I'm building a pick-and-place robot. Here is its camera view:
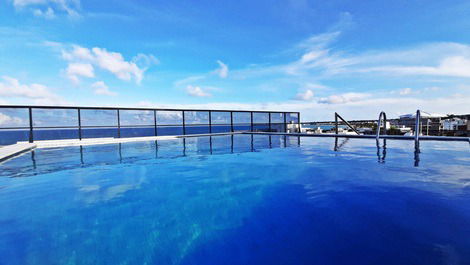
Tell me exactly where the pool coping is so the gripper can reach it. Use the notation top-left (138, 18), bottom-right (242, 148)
top-left (0, 132), bottom-right (244, 162)
top-left (0, 143), bottom-right (37, 163)
top-left (243, 132), bottom-right (470, 142)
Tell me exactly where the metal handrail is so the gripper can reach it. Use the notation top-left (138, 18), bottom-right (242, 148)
top-left (415, 109), bottom-right (421, 142)
top-left (376, 111), bottom-right (387, 140)
top-left (335, 112), bottom-right (360, 135)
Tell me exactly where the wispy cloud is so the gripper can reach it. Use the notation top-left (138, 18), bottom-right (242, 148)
top-left (214, 60), bottom-right (229, 78)
top-left (92, 81), bottom-right (117, 96)
top-left (294, 89), bottom-right (314, 101)
top-left (0, 76), bottom-right (66, 105)
top-left (12, 0), bottom-right (81, 18)
top-left (318, 92), bottom-right (370, 104)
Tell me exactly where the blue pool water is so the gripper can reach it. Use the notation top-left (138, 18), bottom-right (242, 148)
top-left (0, 135), bottom-right (469, 265)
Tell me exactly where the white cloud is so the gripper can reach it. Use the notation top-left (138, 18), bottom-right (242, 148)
top-left (186, 85), bottom-right (211, 97)
top-left (61, 45), bottom-right (156, 84)
top-left (318, 92), bottom-right (370, 104)
top-left (66, 63), bottom-right (94, 83)
top-left (132, 53), bottom-right (159, 69)
top-left (33, 7), bottom-right (55, 19)
top-left (399, 88), bottom-right (412, 95)
top-left (92, 47), bottom-right (144, 83)
top-left (61, 45), bottom-right (94, 61)
top-left (360, 56), bottom-right (470, 78)
top-left (0, 76), bottom-right (66, 105)
top-left (0, 112), bottom-right (24, 126)
top-left (294, 89), bottom-right (314, 101)
top-left (214, 60), bottom-right (229, 78)
top-left (12, 0), bottom-right (80, 18)
top-left (130, 91), bottom-right (470, 122)
top-left (92, 81), bottom-right (117, 96)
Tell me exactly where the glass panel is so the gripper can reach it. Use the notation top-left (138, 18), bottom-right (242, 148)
top-left (271, 124), bottom-right (286, 133)
top-left (156, 111), bottom-right (183, 125)
top-left (33, 128), bottom-right (79, 141)
top-left (253, 112), bottom-right (269, 123)
top-left (184, 111), bottom-right (209, 125)
top-left (0, 129), bottom-right (29, 145)
top-left (81, 109), bottom-right (118, 127)
top-left (32, 108), bottom-right (78, 127)
top-left (233, 124), bottom-right (251, 132)
top-left (270, 113), bottom-right (284, 123)
top-left (286, 113), bottom-right (299, 123)
top-left (211, 111), bottom-right (231, 124)
top-left (0, 108), bottom-right (29, 128)
top-left (253, 124), bottom-right (269, 132)
top-left (120, 110), bottom-right (154, 126)
top-left (157, 126), bottom-right (183, 136)
top-left (211, 124), bottom-right (231, 133)
top-left (120, 127), bottom-right (155, 138)
top-left (233, 112), bottom-right (251, 124)
top-left (185, 125), bottom-right (210, 135)
top-left (82, 127), bottom-right (118, 138)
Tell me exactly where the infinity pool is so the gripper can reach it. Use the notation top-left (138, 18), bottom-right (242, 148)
top-left (0, 135), bottom-right (469, 265)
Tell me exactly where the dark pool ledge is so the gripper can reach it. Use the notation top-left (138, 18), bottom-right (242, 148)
top-left (244, 132), bottom-right (470, 142)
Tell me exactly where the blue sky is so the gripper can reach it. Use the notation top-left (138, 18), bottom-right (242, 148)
top-left (0, 0), bottom-right (469, 120)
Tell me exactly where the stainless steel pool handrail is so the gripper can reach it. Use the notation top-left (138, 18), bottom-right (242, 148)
top-left (415, 109), bottom-right (421, 142)
top-left (376, 111), bottom-right (387, 140)
top-left (334, 113), bottom-right (360, 135)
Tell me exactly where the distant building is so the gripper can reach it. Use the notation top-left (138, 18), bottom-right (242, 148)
top-left (398, 111), bottom-right (444, 135)
top-left (442, 117), bottom-right (468, 130)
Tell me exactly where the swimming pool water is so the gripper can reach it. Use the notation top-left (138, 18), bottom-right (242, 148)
top-left (0, 135), bottom-right (469, 265)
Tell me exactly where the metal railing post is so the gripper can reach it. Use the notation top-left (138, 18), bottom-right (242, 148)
top-left (283, 112), bottom-right (287, 133)
top-left (208, 111), bottom-right (212, 133)
top-left (230, 111), bottom-right (234, 132)
top-left (250, 112), bottom-right (254, 132)
top-left (335, 113), bottom-right (339, 135)
top-left (268, 113), bottom-right (272, 132)
top-left (28, 107), bottom-right (33, 143)
top-left (78, 108), bottom-right (82, 140)
top-left (182, 111), bottom-right (186, 135)
top-left (297, 112), bottom-right (301, 133)
top-left (154, 110), bottom-right (157, 136)
top-left (117, 109), bottom-right (121, 138)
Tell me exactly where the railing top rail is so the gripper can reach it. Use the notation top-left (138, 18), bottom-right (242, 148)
top-left (0, 104), bottom-right (299, 114)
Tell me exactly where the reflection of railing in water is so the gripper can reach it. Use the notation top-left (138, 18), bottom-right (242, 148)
top-left (334, 137), bottom-right (350, 151)
top-left (27, 135), bottom-right (302, 171)
top-left (376, 139), bottom-right (387, 163)
top-left (333, 136), bottom-right (423, 166)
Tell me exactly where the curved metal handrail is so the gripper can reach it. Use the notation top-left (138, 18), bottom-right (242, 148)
top-left (415, 109), bottom-right (421, 142)
top-left (376, 111), bottom-right (387, 140)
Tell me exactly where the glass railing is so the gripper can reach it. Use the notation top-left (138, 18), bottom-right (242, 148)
top-left (0, 105), bottom-right (300, 145)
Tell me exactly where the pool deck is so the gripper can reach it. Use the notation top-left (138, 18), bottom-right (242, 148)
top-left (0, 143), bottom-right (37, 162)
